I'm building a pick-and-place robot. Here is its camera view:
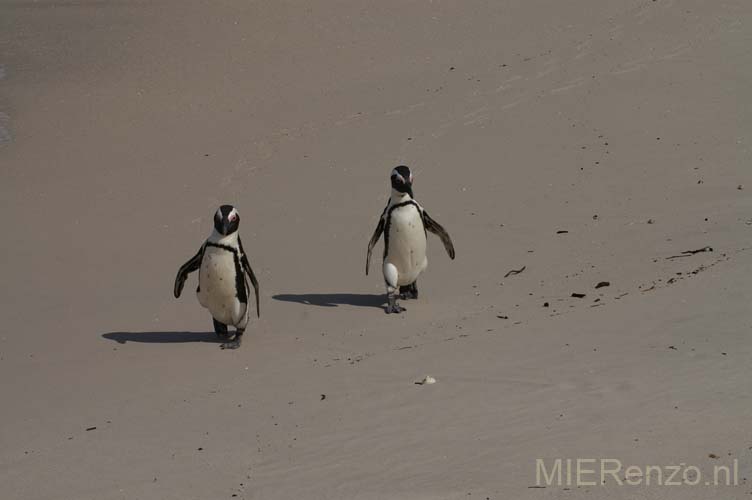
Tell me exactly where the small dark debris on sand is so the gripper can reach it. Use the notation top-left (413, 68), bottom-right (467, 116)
top-left (543, 302), bottom-right (549, 307)
top-left (497, 315), bottom-right (509, 319)
top-left (556, 230), bottom-right (569, 234)
top-left (504, 266), bottom-right (526, 278)
top-left (709, 453), bottom-right (719, 459)
top-left (571, 293), bottom-right (586, 299)
top-left (320, 394), bottom-right (326, 400)
top-left (595, 281), bottom-right (610, 289)
top-left (85, 427), bottom-right (97, 431)
top-left (666, 246), bottom-right (713, 259)
top-left (668, 345), bottom-right (677, 350)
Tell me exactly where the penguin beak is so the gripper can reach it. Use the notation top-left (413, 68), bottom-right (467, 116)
top-left (391, 173), bottom-right (414, 196)
top-left (221, 219), bottom-right (231, 235)
top-left (392, 174), bottom-right (406, 187)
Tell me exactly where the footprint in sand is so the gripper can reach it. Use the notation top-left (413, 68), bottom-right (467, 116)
top-left (0, 112), bottom-right (10, 147)
top-left (550, 77), bottom-right (587, 94)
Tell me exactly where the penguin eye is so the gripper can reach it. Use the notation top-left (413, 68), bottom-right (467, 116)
top-left (229, 214), bottom-right (237, 222)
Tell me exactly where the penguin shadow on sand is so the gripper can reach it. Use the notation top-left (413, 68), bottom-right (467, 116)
top-left (272, 293), bottom-right (385, 309)
top-left (102, 331), bottom-right (223, 344)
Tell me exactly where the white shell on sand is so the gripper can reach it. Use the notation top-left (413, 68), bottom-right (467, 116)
top-left (416, 375), bottom-right (437, 385)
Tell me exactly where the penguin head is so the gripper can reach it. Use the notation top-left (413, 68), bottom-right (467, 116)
top-left (213, 204), bottom-right (240, 236)
top-left (390, 165), bottom-right (414, 198)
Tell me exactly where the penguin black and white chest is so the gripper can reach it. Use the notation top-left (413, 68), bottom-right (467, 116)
top-left (174, 205), bottom-right (260, 349)
top-left (383, 192), bottom-right (427, 287)
top-left (198, 228), bottom-right (248, 327)
top-left (366, 166), bottom-right (455, 314)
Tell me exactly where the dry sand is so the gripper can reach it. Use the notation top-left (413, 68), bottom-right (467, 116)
top-left (1, 1), bottom-right (751, 499)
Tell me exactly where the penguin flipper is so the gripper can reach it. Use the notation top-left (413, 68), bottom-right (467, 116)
top-left (238, 238), bottom-right (261, 318)
top-left (422, 211), bottom-right (456, 260)
top-left (174, 246), bottom-right (204, 298)
top-left (366, 216), bottom-right (385, 275)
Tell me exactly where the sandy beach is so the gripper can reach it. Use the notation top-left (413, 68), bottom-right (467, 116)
top-left (1, 1), bottom-right (751, 498)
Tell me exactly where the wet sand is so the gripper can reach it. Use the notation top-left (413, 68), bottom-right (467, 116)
top-left (1, 1), bottom-right (751, 499)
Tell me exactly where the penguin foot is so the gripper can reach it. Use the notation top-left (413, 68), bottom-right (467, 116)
top-left (213, 318), bottom-right (230, 340)
top-left (399, 282), bottom-right (419, 300)
top-left (386, 304), bottom-right (406, 314)
top-left (386, 295), bottom-right (406, 314)
top-left (220, 330), bottom-right (243, 350)
top-left (220, 337), bottom-right (242, 350)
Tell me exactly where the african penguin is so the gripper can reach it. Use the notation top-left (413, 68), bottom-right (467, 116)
top-left (366, 166), bottom-right (455, 313)
top-left (174, 205), bottom-right (260, 349)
